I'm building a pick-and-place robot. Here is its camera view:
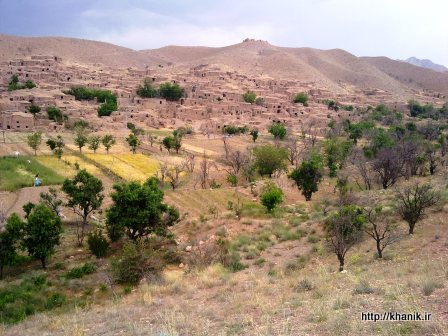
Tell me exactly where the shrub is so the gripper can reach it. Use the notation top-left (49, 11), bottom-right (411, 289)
top-left (421, 279), bottom-right (442, 296)
top-left (227, 174), bottom-right (238, 186)
top-left (137, 78), bottom-right (157, 98)
top-left (87, 230), bottom-right (109, 258)
top-left (46, 106), bottom-right (63, 122)
top-left (65, 263), bottom-right (96, 279)
top-left (242, 91), bottom-right (256, 104)
top-left (295, 279), bottom-right (313, 292)
top-left (46, 293), bottom-right (66, 309)
top-left (260, 181), bottom-right (283, 212)
top-left (293, 92), bottom-right (308, 105)
top-left (253, 145), bottom-right (288, 177)
top-left (353, 280), bottom-right (374, 294)
top-left (268, 122), bottom-right (287, 140)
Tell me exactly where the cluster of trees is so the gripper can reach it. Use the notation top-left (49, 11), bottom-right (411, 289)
top-left (324, 182), bottom-right (440, 271)
top-left (0, 170), bottom-right (179, 279)
top-left (222, 125), bottom-right (249, 135)
top-left (136, 79), bottom-right (185, 101)
top-left (8, 74), bottom-right (36, 91)
top-left (408, 99), bottom-right (448, 120)
top-left (64, 86), bottom-right (118, 117)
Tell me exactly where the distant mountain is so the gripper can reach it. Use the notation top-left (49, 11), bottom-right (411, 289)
top-left (404, 57), bottom-right (448, 73)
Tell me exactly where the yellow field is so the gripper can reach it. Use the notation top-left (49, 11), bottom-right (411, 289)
top-left (36, 155), bottom-right (103, 178)
top-left (85, 153), bottom-right (159, 182)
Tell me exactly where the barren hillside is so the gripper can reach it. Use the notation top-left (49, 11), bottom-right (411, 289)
top-left (0, 34), bottom-right (164, 68)
top-left (1, 35), bottom-right (448, 97)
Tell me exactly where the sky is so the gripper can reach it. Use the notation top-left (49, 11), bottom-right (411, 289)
top-left (0, 0), bottom-right (447, 66)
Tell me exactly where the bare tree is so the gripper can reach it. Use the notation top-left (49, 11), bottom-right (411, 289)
top-left (284, 136), bottom-right (301, 167)
top-left (146, 132), bottom-right (157, 147)
top-left (363, 206), bottom-right (402, 258)
top-left (400, 140), bottom-right (424, 178)
top-left (223, 148), bottom-right (250, 175)
top-left (373, 148), bottom-right (405, 189)
top-left (300, 120), bottom-right (319, 148)
top-left (166, 164), bottom-right (184, 190)
top-left (222, 136), bottom-right (230, 160)
top-left (182, 152), bottom-right (196, 173)
top-left (349, 148), bottom-right (373, 190)
top-left (424, 143), bottom-right (439, 175)
top-left (196, 151), bottom-right (216, 189)
top-left (396, 183), bottom-right (440, 234)
top-left (158, 161), bottom-right (169, 187)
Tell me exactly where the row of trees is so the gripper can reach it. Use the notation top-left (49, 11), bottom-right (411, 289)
top-left (26, 130), bottom-right (116, 157)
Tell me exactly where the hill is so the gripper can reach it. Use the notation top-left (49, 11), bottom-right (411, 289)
top-left (1, 35), bottom-right (448, 97)
top-left (362, 56), bottom-right (448, 96)
top-left (405, 57), bottom-right (448, 73)
top-left (0, 34), bottom-right (165, 68)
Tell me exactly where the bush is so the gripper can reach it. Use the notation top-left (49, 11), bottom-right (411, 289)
top-left (260, 181), bottom-right (283, 212)
top-left (295, 279), bottom-right (313, 292)
top-left (87, 230), bottom-right (109, 258)
top-left (46, 293), bottom-right (66, 309)
top-left (293, 92), bottom-right (308, 105)
top-left (65, 263), bottom-right (96, 279)
top-left (137, 78), bottom-right (157, 98)
top-left (242, 91), bottom-right (257, 104)
top-left (421, 279), bottom-right (442, 296)
top-left (47, 106), bottom-right (63, 122)
top-left (227, 174), bottom-right (238, 186)
top-left (353, 280), bottom-right (374, 294)
top-left (268, 122), bottom-right (287, 140)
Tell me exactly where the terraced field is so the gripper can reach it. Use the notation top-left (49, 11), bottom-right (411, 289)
top-left (165, 188), bottom-right (251, 217)
top-left (85, 153), bottom-right (159, 182)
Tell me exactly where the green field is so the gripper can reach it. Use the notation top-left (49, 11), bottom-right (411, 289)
top-left (0, 156), bottom-right (65, 191)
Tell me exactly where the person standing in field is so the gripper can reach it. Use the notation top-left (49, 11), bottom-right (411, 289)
top-left (34, 174), bottom-right (42, 187)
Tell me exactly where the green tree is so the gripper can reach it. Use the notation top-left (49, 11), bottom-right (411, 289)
top-left (46, 135), bottom-right (65, 159)
top-left (242, 91), bottom-right (257, 104)
top-left (101, 134), bottom-right (116, 153)
top-left (27, 103), bottom-right (41, 118)
top-left (324, 138), bottom-right (352, 177)
top-left (249, 129), bottom-right (259, 142)
top-left (159, 82), bottom-right (184, 101)
top-left (46, 106), bottom-right (63, 122)
top-left (62, 170), bottom-right (104, 246)
top-left (324, 205), bottom-right (365, 271)
top-left (260, 181), bottom-right (284, 212)
top-left (126, 133), bottom-right (141, 153)
top-left (8, 74), bottom-right (21, 91)
top-left (396, 183), bottom-right (440, 234)
top-left (162, 136), bottom-right (175, 154)
top-left (289, 156), bottom-right (323, 201)
top-left (253, 145), bottom-right (288, 177)
top-left (0, 214), bottom-right (24, 279)
top-left (22, 204), bottom-right (63, 269)
top-left (106, 177), bottom-right (179, 241)
top-left (88, 135), bottom-right (101, 153)
top-left (27, 131), bottom-right (42, 156)
top-left (137, 78), bottom-right (157, 98)
top-left (293, 92), bottom-right (308, 105)
top-left (74, 126), bottom-right (89, 153)
top-left (268, 122), bottom-right (287, 140)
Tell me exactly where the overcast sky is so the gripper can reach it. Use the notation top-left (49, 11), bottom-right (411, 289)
top-left (0, 0), bottom-right (447, 65)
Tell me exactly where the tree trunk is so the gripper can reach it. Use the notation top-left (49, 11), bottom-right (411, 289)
top-left (41, 258), bottom-right (46, 269)
top-left (338, 255), bottom-right (345, 272)
top-left (0, 264), bottom-right (3, 279)
top-left (409, 224), bottom-right (415, 235)
top-left (376, 240), bottom-right (383, 258)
